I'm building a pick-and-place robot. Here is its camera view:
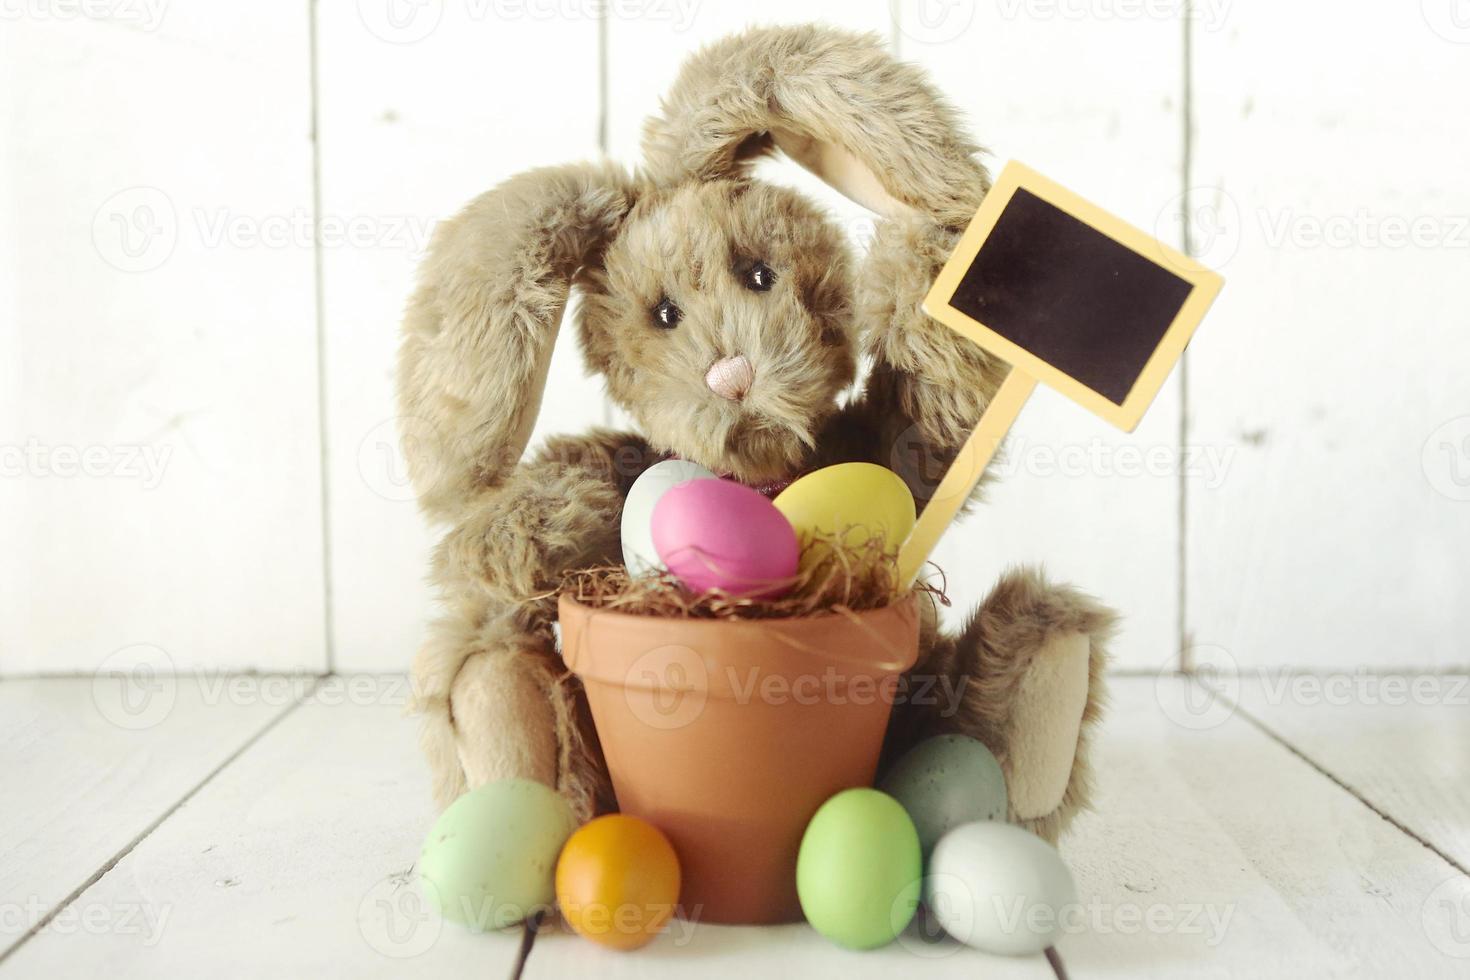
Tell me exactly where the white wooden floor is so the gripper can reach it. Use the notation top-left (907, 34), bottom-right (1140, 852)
top-left (2, 675), bottom-right (1467, 979)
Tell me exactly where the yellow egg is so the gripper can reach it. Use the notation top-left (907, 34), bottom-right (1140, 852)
top-left (773, 463), bottom-right (915, 571)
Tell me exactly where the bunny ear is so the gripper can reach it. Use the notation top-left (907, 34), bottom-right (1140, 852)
top-left (641, 25), bottom-right (989, 227)
top-left (397, 162), bottom-right (637, 521)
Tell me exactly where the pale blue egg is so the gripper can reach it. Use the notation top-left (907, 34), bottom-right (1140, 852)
top-left (926, 822), bottom-right (1076, 955)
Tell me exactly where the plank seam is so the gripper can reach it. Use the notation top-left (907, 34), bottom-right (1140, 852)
top-left (1176, 4), bottom-right (1194, 674)
top-left (509, 911), bottom-right (543, 980)
top-left (307, 0), bottom-right (336, 673)
top-left (1227, 696), bottom-right (1470, 879)
top-left (0, 679), bottom-right (322, 967)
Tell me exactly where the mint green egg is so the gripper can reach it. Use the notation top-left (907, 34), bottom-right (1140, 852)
top-left (419, 778), bottom-right (577, 931)
top-left (796, 788), bottom-right (921, 949)
top-left (880, 734), bottom-right (1008, 856)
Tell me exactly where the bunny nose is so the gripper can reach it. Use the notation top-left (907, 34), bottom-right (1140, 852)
top-left (706, 355), bottom-right (754, 401)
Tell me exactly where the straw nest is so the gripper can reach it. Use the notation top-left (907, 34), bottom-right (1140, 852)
top-left (557, 529), bottom-right (947, 620)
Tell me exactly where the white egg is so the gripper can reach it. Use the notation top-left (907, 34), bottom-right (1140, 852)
top-left (620, 459), bottom-right (717, 576)
top-left (925, 821), bottom-right (1077, 956)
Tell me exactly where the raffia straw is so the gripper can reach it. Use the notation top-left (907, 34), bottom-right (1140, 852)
top-left (552, 527), bottom-right (948, 621)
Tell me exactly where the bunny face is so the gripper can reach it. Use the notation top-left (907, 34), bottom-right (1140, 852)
top-left (579, 179), bottom-right (857, 486)
top-left (398, 26), bottom-right (994, 520)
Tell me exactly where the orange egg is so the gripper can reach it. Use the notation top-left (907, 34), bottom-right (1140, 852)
top-left (555, 814), bottom-right (681, 950)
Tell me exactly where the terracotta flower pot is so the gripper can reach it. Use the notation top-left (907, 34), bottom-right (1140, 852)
top-left (558, 593), bottom-right (921, 925)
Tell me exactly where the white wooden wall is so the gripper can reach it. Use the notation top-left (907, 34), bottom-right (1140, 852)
top-left (3, 2), bottom-right (1467, 677)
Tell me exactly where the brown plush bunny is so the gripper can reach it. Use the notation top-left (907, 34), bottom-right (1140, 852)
top-left (398, 24), bottom-right (1116, 843)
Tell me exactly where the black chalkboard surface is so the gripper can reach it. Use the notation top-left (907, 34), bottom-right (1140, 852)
top-left (946, 187), bottom-right (1195, 406)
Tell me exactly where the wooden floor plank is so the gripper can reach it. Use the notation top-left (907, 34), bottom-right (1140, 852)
top-left (1058, 678), bottom-right (1470, 977)
top-left (0, 677), bottom-right (293, 957)
top-left (524, 919), bottom-right (1054, 979)
top-left (0, 678), bottom-right (523, 978)
top-left (1236, 674), bottom-right (1470, 873)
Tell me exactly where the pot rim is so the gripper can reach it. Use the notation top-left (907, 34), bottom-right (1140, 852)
top-left (557, 591), bottom-right (922, 679)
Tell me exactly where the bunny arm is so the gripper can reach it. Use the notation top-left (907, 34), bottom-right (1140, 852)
top-left (433, 430), bottom-right (656, 624)
top-left (398, 162), bottom-right (638, 522)
top-left (815, 217), bottom-right (1011, 511)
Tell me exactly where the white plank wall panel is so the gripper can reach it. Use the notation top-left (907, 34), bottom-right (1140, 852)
top-left (1187, 9), bottom-right (1470, 669)
top-left (0, 7), bottom-right (326, 673)
top-left (316, 5), bottom-right (603, 670)
top-left (904, 6), bottom-right (1186, 668)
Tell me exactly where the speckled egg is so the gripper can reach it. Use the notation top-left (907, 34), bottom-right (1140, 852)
top-left (418, 778), bottom-right (577, 931)
top-left (879, 734), bottom-right (1008, 855)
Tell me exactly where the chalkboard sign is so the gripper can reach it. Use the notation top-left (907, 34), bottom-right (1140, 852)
top-left (923, 161), bottom-right (1222, 431)
top-left (898, 161), bottom-right (1223, 585)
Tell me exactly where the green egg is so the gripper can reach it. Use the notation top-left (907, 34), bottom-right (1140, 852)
top-left (796, 788), bottom-right (921, 950)
top-left (418, 778), bottom-right (577, 931)
top-left (879, 734), bottom-right (1008, 856)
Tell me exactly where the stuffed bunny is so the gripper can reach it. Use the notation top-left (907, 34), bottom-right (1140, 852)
top-left (398, 24), bottom-right (1116, 842)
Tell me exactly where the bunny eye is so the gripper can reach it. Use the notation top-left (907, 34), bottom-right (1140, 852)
top-left (652, 298), bottom-right (682, 329)
top-left (745, 261), bottom-right (776, 292)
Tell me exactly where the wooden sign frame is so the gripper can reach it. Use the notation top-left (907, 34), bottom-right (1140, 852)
top-left (922, 161), bottom-right (1224, 432)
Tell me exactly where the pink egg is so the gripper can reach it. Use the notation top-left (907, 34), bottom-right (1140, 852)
top-left (650, 479), bottom-right (798, 598)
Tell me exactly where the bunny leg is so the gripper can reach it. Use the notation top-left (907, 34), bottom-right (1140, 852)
top-left (896, 568), bottom-right (1117, 843)
top-left (413, 434), bottom-right (642, 818)
top-left (411, 608), bottom-right (611, 821)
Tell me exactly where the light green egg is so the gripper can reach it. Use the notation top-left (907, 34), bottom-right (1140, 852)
top-left (418, 778), bottom-right (577, 931)
top-left (796, 788), bottom-right (921, 950)
top-left (879, 734), bottom-right (1008, 856)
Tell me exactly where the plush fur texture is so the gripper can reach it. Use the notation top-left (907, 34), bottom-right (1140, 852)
top-left (399, 25), bottom-right (1116, 838)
